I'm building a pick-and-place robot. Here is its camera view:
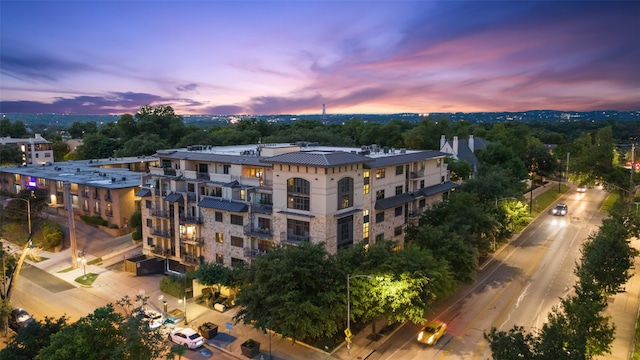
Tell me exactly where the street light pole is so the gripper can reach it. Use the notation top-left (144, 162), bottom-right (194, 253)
top-left (347, 274), bottom-right (373, 360)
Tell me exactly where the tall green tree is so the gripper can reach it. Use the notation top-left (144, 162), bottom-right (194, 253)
top-left (0, 316), bottom-right (69, 360)
top-left (233, 243), bottom-right (343, 342)
top-left (37, 295), bottom-right (167, 360)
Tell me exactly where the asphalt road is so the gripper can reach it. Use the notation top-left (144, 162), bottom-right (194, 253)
top-left (364, 188), bottom-right (607, 360)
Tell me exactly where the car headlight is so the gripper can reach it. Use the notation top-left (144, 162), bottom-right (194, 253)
top-left (417, 332), bottom-right (424, 341)
top-left (427, 335), bottom-right (435, 344)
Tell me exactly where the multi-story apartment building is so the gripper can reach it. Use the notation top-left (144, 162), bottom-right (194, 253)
top-left (0, 134), bottom-right (54, 165)
top-left (0, 156), bottom-right (157, 229)
top-left (140, 143), bottom-right (456, 271)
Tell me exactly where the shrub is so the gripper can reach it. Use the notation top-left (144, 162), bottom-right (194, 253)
top-left (80, 215), bottom-right (108, 227)
top-left (160, 275), bottom-right (186, 298)
top-left (38, 220), bottom-right (63, 250)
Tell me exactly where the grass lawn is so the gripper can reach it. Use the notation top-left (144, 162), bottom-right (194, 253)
top-left (529, 184), bottom-right (571, 217)
top-left (75, 273), bottom-right (99, 286)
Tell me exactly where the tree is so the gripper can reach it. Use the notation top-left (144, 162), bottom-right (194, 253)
top-left (233, 243), bottom-right (343, 342)
top-left (68, 121), bottom-right (97, 138)
top-left (37, 295), bottom-right (167, 360)
top-left (0, 315), bottom-right (69, 360)
top-left (76, 133), bottom-right (121, 159)
top-left (484, 326), bottom-right (538, 360)
top-left (445, 157), bottom-right (472, 181)
top-left (0, 145), bottom-right (22, 165)
top-left (193, 261), bottom-right (239, 294)
top-left (130, 210), bottom-right (142, 241)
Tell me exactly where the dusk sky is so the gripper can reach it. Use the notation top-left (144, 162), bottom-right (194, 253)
top-left (1, 1), bottom-right (639, 116)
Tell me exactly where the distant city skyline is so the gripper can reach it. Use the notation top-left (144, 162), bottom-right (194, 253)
top-left (1, 1), bottom-right (639, 116)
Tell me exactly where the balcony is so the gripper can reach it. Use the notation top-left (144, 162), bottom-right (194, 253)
top-left (180, 236), bottom-right (204, 246)
top-left (151, 208), bottom-right (170, 218)
top-left (182, 254), bottom-right (202, 266)
top-left (409, 170), bottom-right (424, 179)
top-left (196, 172), bottom-right (210, 180)
top-left (244, 225), bottom-right (272, 238)
top-left (251, 203), bottom-right (273, 215)
top-left (164, 167), bottom-right (177, 176)
top-left (150, 228), bottom-right (171, 238)
top-left (179, 215), bottom-right (203, 225)
top-left (280, 232), bottom-right (310, 246)
top-left (244, 248), bottom-right (267, 259)
top-left (152, 246), bottom-right (175, 256)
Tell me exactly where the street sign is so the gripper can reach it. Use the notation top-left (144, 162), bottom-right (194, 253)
top-left (226, 322), bottom-right (233, 331)
top-left (344, 328), bottom-right (352, 338)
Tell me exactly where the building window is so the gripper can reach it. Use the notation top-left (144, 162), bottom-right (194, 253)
top-left (147, 237), bottom-right (153, 246)
top-left (94, 202), bottom-right (101, 215)
top-left (375, 233), bottom-right (384, 242)
top-left (420, 180), bottom-right (425, 189)
top-left (395, 185), bottom-right (403, 195)
top-left (376, 190), bottom-right (385, 200)
top-left (223, 164), bottom-right (230, 174)
top-left (363, 184), bottom-right (370, 195)
top-left (363, 222), bottom-right (369, 242)
top-left (337, 177), bottom-right (353, 210)
top-left (83, 199), bottom-right (89, 211)
top-left (231, 236), bottom-right (243, 247)
top-left (215, 233), bottom-right (223, 243)
top-left (437, 158), bottom-right (442, 167)
top-left (286, 219), bottom-right (310, 242)
top-left (396, 165), bottom-right (403, 175)
top-left (231, 258), bottom-right (245, 268)
top-left (187, 183), bottom-right (195, 192)
top-left (198, 163), bottom-right (208, 173)
top-left (287, 177), bottom-right (310, 211)
top-left (376, 212), bottom-right (385, 223)
top-left (363, 209), bottom-right (369, 223)
top-left (146, 219), bottom-right (152, 227)
top-left (215, 212), bottom-right (223, 222)
top-left (419, 199), bottom-right (426, 208)
top-left (231, 214), bottom-right (243, 226)
top-left (394, 226), bottom-right (403, 236)
top-left (395, 206), bottom-right (402, 217)
top-left (106, 203), bottom-right (112, 217)
top-left (375, 169), bottom-right (385, 179)
top-left (216, 253), bottom-right (224, 264)
top-left (337, 215), bottom-right (354, 249)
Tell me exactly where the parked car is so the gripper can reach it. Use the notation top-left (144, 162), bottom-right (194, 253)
top-left (143, 309), bottom-right (165, 329)
top-left (168, 327), bottom-right (204, 349)
top-left (9, 308), bottom-right (34, 331)
top-left (552, 203), bottom-right (568, 216)
top-left (416, 319), bottom-right (447, 345)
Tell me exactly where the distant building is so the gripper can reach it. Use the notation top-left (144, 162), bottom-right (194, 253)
top-left (439, 135), bottom-right (489, 172)
top-left (139, 142), bottom-right (457, 272)
top-left (0, 156), bottom-right (158, 229)
top-left (0, 134), bottom-right (53, 165)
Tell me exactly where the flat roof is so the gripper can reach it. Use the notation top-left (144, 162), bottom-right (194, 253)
top-left (0, 156), bottom-right (158, 189)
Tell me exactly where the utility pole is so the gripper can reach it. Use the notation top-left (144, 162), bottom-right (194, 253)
top-left (566, 152), bottom-right (570, 184)
top-left (65, 182), bottom-right (78, 269)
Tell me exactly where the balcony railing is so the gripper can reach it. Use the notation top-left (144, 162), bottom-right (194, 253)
top-left (280, 232), bottom-right (310, 246)
top-left (164, 167), bottom-right (176, 176)
top-left (182, 254), bottom-right (202, 266)
top-left (152, 246), bottom-right (173, 256)
top-left (151, 208), bottom-right (170, 218)
top-left (410, 170), bottom-right (424, 179)
top-left (251, 203), bottom-right (273, 214)
top-left (180, 236), bottom-right (204, 246)
top-left (196, 172), bottom-right (210, 180)
top-left (244, 225), bottom-right (272, 238)
top-left (150, 228), bottom-right (171, 238)
top-left (179, 215), bottom-right (203, 225)
top-left (244, 248), bottom-right (267, 259)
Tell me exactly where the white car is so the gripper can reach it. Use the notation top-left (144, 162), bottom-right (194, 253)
top-left (168, 327), bottom-right (204, 349)
top-left (577, 186), bottom-right (587, 193)
top-left (144, 309), bottom-right (165, 329)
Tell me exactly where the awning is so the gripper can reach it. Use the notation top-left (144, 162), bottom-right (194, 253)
top-left (375, 193), bottom-right (416, 210)
top-left (135, 188), bottom-right (151, 197)
top-left (198, 197), bottom-right (248, 212)
top-left (421, 182), bottom-right (458, 196)
top-left (333, 208), bottom-right (362, 218)
top-left (164, 193), bottom-right (183, 202)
